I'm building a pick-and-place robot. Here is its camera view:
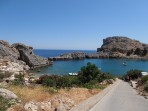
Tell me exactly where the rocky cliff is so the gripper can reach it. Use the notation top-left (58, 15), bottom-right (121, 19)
top-left (98, 36), bottom-right (148, 59)
top-left (0, 40), bottom-right (50, 73)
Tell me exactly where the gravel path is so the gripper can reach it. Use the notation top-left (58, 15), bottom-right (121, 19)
top-left (90, 80), bottom-right (148, 111)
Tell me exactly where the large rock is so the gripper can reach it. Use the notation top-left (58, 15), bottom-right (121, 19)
top-left (24, 101), bottom-right (53, 111)
top-left (98, 36), bottom-right (148, 59)
top-left (0, 88), bottom-right (17, 100)
top-left (0, 40), bottom-right (50, 73)
top-left (0, 40), bottom-right (20, 61)
top-left (12, 43), bottom-right (50, 68)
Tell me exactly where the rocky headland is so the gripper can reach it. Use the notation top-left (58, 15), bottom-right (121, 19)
top-left (0, 40), bottom-right (51, 73)
top-left (98, 36), bottom-right (148, 59)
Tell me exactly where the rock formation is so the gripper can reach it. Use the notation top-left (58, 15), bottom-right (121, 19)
top-left (98, 36), bottom-right (148, 59)
top-left (49, 52), bottom-right (86, 60)
top-left (0, 40), bottom-right (50, 73)
top-left (12, 43), bottom-right (50, 68)
top-left (0, 88), bottom-right (18, 100)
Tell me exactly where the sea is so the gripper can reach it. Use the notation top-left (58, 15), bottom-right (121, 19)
top-left (32, 49), bottom-right (148, 76)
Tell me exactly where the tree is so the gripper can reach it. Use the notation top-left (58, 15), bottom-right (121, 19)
top-left (134, 48), bottom-right (142, 56)
top-left (78, 62), bottom-right (101, 83)
top-left (126, 69), bottom-right (142, 80)
top-left (126, 49), bottom-right (133, 56)
top-left (142, 48), bottom-right (147, 56)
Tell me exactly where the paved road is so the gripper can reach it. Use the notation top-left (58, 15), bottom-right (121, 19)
top-left (90, 80), bottom-right (148, 111)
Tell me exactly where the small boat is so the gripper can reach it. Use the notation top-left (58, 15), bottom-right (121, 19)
top-left (69, 73), bottom-right (78, 76)
top-left (123, 62), bottom-right (127, 66)
top-left (141, 72), bottom-right (148, 76)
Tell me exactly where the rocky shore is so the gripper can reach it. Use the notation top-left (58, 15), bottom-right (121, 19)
top-left (0, 40), bottom-right (51, 73)
top-left (48, 52), bottom-right (100, 61)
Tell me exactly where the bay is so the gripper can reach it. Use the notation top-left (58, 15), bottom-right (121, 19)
top-left (33, 49), bottom-right (148, 76)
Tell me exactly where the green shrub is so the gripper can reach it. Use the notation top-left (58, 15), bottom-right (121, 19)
top-left (83, 83), bottom-right (94, 89)
top-left (78, 62), bottom-right (101, 83)
top-left (36, 75), bottom-right (49, 84)
top-left (12, 73), bottom-right (24, 86)
top-left (98, 73), bottom-right (113, 82)
top-left (144, 83), bottom-right (148, 92)
top-left (141, 75), bottom-right (148, 84)
top-left (42, 78), bottom-right (56, 87)
top-left (57, 76), bottom-right (72, 88)
top-left (126, 69), bottom-right (142, 80)
top-left (37, 75), bottom-right (80, 88)
top-left (134, 48), bottom-right (142, 56)
top-left (0, 96), bottom-right (11, 111)
top-left (0, 72), bottom-right (12, 82)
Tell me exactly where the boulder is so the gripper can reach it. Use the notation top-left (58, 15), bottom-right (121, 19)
top-left (0, 40), bottom-right (20, 61)
top-left (24, 101), bottom-right (52, 111)
top-left (55, 105), bottom-right (67, 111)
top-left (12, 43), bottom-right (50, 68)
top-left (24, 101), bottom-right (38, 111)
top-left (0, 88), bottom-right (17, 100)
top-left (0, 40), bottom-right (51, 73)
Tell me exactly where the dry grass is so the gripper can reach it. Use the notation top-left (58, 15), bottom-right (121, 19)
top-left (8, 85), bottom-right (100, 105)
top-left (8, 85), bottom-right (53, 103)
top-left (57, 88), bottom-right (100, 104)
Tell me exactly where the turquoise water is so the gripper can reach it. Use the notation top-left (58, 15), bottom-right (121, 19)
top-left (33, 50), bottom-right (148, 76)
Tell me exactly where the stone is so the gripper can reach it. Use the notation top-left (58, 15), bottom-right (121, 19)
top-left (55, 105), bottom-right (67, 111)
top-left (0, 88), bottom-right (17, 100)
top-left (24, 101), bottom-right (52, 111)
top-left (12, 43), bottom-right (50, 68)
top-left (24, 101), bottom-right (38, 111)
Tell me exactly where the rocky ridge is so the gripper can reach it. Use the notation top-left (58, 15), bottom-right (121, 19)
top-left (98, 36), bottom-right (148, 59)
top-left (0, 40), bottom-right (50, 73)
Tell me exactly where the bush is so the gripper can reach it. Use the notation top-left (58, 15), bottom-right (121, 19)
top-left (36, 75), bottom-right (49, 84)
top-left (42, 78), bottom-right (56, 87)
top-left (78, 62), bottom-right (101, 83)
top-left (0, 96), bottom-right (12, 111)
top-left (83, 83), bottom-right (94, 89)
top-left (144, 83), bottom-right (148, 92)
top-left (98, 73), bottom-right (114, 82)
top-left (0, 71), bottom-right (12, 82)
top-left (134, 48), bottom-right (142, 56)
top-left (126, 69), bottom-right (142, 80)
top-left (141, 75), bottom-right (148, 84)
top-left (37, 75), bottom-right (80, 88)
top-left (12, 73), bottom-right (24, 86)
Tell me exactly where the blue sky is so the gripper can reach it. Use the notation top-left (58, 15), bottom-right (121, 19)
top-left (0, 0), bottom-right (148, 50)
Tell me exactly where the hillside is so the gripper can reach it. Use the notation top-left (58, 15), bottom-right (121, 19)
top-left (97, 36), bottom-right (148, 59)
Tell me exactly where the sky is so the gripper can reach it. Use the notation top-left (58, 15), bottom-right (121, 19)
top-left (0, 0), bottom-right (148, 50)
